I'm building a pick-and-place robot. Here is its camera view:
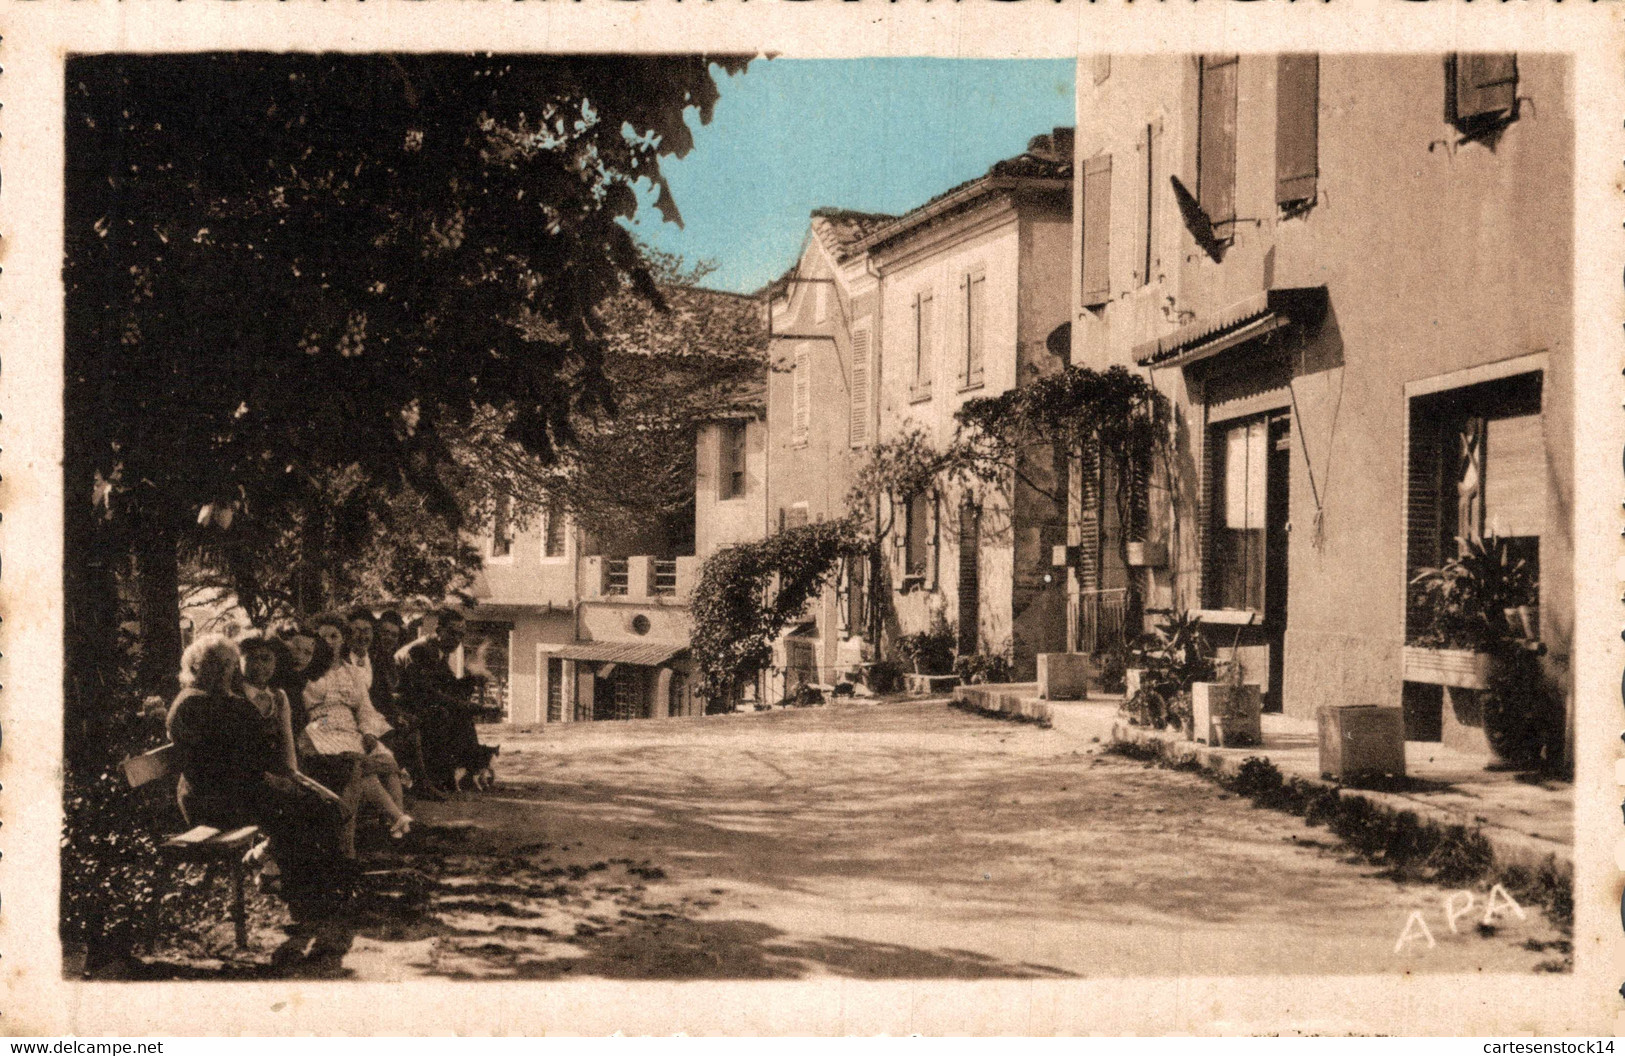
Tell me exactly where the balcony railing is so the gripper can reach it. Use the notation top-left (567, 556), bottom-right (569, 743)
top-left (1075, 588), bottom-right (1129, 656)
top-left (603, 558), bottom-right (630, 596)
top-left (653, 559), bottom-right (679, 596)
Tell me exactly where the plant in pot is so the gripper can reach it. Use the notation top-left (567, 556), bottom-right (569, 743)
top-left (1191, 628), bottom-right (1264, 747)
top-left (1121, 612), bottom-right (1214, 734)
top-left (1408, 535), bottom-right (1551, 769)
top-left (896, 620), bottom-right (956, 676)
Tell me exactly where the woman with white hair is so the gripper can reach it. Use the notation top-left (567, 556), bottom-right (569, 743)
top-left (166, 634), bottom-right (353, 928)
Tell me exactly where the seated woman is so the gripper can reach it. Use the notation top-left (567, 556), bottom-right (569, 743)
top-left (165, 634), bottom-right (351, 928)
top-left (302, 612), bottom-right (412, 849)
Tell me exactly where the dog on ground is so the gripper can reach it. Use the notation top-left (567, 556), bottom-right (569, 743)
top-left (452, 743), bottom-right (500, 793)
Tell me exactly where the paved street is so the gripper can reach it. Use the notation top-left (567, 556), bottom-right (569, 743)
top-left (282, 700), bottom-right (1564, 981)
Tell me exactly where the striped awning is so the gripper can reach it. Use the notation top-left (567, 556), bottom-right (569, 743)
top-left (549, 640), bottom-right (688, 667)
top-left (1133, 287), bottom-right (1327, 369)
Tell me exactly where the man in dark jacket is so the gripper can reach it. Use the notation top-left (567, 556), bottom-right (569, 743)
top-left (395, 609), bottom-right (485, 794)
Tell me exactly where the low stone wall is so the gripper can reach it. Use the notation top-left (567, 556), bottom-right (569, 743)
top-left (952, 683), bottom-right (1050, 725)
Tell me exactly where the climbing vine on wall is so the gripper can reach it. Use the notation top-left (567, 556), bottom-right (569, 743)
top-left (690, 518), bottom-right (868, 706)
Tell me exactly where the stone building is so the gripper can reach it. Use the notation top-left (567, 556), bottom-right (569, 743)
top-left (1067, 54), bottom-right (1572, 758)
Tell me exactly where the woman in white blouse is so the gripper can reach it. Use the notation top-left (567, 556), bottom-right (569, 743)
top-left (304, 611), bottom-right (411, 846)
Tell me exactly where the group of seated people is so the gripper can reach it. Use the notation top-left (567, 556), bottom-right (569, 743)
top-left (165, 607), bottom-right (493, 927)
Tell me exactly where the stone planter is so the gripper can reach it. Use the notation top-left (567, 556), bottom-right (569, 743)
top-left (1191, 682), bottom-right (1263, 747)
top-left (1402, 646), bottom-right (1498, 690)
top-left (1318, 705), bottom-right (1406, 782)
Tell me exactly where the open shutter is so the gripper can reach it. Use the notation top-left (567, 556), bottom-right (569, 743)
top-left (1276, 54), bottom-right (1319, 206)
top-left (1081, 154), bottom-right (1112, 308)
top-left (967, 272), bottom-right (986, 386)
top-left (917, 291), bottom-right (935, 397)
top-left (927, 491), bottom-right (941, 591)
top-left (849, 328), bottom-right (871, 447)
top-left (1199, 425), bottom-right (1223, 609)
top-left (1451, 54), bottom-right (1518, 126)
top-left (1076, 451), bottom-right (1102, 591)
top-left (792, 346), bottom-right (810, 443)
top-left (1198, 55), bottom-right (1239, 225)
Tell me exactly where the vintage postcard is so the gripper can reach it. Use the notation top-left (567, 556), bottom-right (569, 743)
top-left (0, 0), bottom-right (1620, 1037)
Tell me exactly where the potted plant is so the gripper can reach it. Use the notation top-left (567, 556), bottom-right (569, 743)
top-left (1406, 535), bottom-right (1553, 768)
top-left (1405, 535), bottom-right (1537, 689)
top-left (1190, 634), bottom-right (1263, 748)
top-left (1121, 612), bottom-right (1215, 734)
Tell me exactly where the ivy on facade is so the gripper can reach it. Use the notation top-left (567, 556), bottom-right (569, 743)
top-left (689, 518), bottom-right (868, 704)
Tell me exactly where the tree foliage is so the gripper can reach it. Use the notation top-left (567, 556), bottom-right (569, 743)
top-left (689, 520), bottom-right (867, 705)
top-left (64, 53), bottom-right (747, 713)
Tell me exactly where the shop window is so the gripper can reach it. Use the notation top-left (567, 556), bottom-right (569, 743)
top-left (464, 621), bottom-right (513, 720)
top-left (1405, 371), bottom-right (1544, 633)
top-left (1276, 54), bottom-right (1319, 208)
top-left (1204, 416), bottom-right (1272, 612)
top-left (1197, 55), bottom-right (1239, 227)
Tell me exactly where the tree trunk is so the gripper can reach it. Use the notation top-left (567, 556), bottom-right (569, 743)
top-left (62, 471), bottom-right (124, 768)
top-left (132, 508), bottom-right (183, 697)
top-left (295, 502), bottom-right (328, 614)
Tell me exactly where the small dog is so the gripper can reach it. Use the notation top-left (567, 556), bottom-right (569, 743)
top-left (453, 743), bottom-right (500, 793)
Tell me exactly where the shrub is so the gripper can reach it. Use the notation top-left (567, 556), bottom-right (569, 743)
top-left (865, 660), bottom-right (904, 695)
top-left (1232, 757), bottom-right (1284, 800)
top-left (954, 653), bottom-right (1012, 685)
top-left (896, 622), bottom-right (956, 676)
top-left (1093, 643), bottom-right (1128, 695)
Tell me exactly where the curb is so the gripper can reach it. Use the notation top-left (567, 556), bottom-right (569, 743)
top-left (1110, 721), bottom-right (1571, 881)
top-left (951, 685), bottom-right (1053, 726)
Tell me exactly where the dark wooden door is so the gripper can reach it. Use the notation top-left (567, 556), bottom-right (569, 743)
top-left (1264, 415), bottom-right (1292, 713)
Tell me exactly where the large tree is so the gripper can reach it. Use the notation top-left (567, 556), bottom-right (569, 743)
top-left (64, 53), bottom-right (747, 755)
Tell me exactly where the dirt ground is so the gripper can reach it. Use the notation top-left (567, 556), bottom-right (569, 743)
top-left (142, 700), bottom-right (1569, 980)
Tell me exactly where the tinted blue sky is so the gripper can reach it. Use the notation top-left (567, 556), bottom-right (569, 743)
top-left (627, 58), bottom-right (1077, 294)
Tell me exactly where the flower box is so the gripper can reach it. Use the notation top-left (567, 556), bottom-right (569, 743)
top-left (1191, 682), bottom-right (1263, 747)
top-left (1402, 646), bottom-right (1497, 690)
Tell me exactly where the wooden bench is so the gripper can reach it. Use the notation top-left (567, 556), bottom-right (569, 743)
top-left (121, 744), bottom-right (260, 949)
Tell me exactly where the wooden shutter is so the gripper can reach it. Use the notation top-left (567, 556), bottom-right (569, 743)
top-left (1198, 55), bottom-right (1239, 225)
top-left (926, 491), bottom-right (941, 591)
top-left (916, 291), bottom-right (935, 396)
top-left (957, 499), bottom-right (980, 655)
top-left (1450, 54), bottom-right (1518, 126)
top-left (1484, 413), bottom-right (1544, 538)
top-left (1276, 54), bottom-right (1319, 206)
top-left (792, 346), bottom-right (810, 443)
top-left (1199, 424), bottom-right (1223, 609)
top-left (849, 328), bottom-right (871, 447)
top-left (1082, 154), bottom-right (1112, 308)
top-left (1076, 451), bottom-right (1102, 591)
top-left (966, 272), bottom-right (986, 386)
top-left (1405, 402), bottom-right (1445, 580)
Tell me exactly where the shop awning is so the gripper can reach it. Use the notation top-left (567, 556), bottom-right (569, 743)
top-left (1133, 287), bottom-right (1327, 369)
top-left (549, 640), bottom-right (688, 667)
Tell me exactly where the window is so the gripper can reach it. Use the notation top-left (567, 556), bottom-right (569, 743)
top-left (1405, 372), bottom-right (1543, 628)
top-left (959, 270), bottom-right (986, 388)
top-left (850, 327), bottom-right (871, 447)
top-left (464, 621), bottom-right (513, 719)
top-left (1081, 154), bottom-right (1112, 309)
top-left (1134, 123), bottom-right (1162, 288)
top-left (1445, 54), bottom-right (1518, 136)
top-left (1197, 54), bottom-right (1239, 226)
top-left (490, 494), bottom-right (513, 558)
top-left (814, 282), bottom-right (830, 324)
top-left (780, 503), bottom-right (809, 531)
top-left (543, 494), bottom-right (567, 558)
top-left (1276, 54), bottom-right (1319, 207)
top-left (720, 421), bottom-right (749, 499)
top-left (904, 491), bottom-right (935, 581)
top-left (910, 290), bottom-right (935, 400)
top-left (1206, 417), bottom-right (1269, 611)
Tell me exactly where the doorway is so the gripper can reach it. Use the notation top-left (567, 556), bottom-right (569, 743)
top-left (1263, 414), bottom-right (1292, 713)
